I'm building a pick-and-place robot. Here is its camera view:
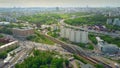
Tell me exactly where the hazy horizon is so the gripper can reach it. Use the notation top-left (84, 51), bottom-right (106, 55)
top-left (0, 0), bottom-right (120, 8)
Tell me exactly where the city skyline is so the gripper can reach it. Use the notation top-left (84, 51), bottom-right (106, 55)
top-left (0, 0), bottom-right (120, 8)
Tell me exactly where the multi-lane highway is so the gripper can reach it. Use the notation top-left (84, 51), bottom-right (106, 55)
top-left (60, 19), bottom-right (120, 38)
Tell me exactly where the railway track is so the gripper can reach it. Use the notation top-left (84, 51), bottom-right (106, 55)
top-left (1, 49), bottom-right (26, 68)
top-left (44, 34), bottom-right (113, 68)
top-left (75, 48), bottom-right (112, 68)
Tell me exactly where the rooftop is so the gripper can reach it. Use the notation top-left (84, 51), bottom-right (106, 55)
top-left (13, 27), bottom-right (33, 31)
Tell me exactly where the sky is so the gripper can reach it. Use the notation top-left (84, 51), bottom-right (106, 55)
top-left (0, 0), bottom-right (120, 7)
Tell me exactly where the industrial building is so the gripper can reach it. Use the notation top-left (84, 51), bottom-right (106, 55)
top-left (96, 37), bottom-right (119, 54)
top-left (60, 26), bottom-right (88, 43)
top-left (101, 44), bottom-right (119, 54)
top-left (12, 27), bottom-right (34, 38)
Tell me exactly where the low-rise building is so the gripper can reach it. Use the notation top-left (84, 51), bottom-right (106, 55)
top-left (41, 25), bottom-right (50, 29)
top-left (51, 24), bottom-right (59, 31)
top-left (0, 22), bottom-right (10, 25)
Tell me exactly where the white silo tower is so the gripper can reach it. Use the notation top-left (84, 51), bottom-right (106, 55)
top-left (75, 30), bottom-right (81, 43)
top-left (81, 31), bottom-right (88, 43)
top-left (69, 29), bottom-right (76, 42)
top-left (60, 26), bottom-right (66, 38)
top-left (65, 28), bottom-right (71, 39)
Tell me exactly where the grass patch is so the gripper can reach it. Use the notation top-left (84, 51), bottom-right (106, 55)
top-left (89, 33), bottom-right (120, 47)
top-left (73, 54), bottom-right (87, 64)
top-left (100, 35), bottom-right (120, 47)
top-left (87, 44), bottom-right (94, 50)
top-left (0, 34), bottom-right (4, 38)
top-left (88, 34), bottom-right (97, 44)
top-left (0, 45), bottom-right (19, 59)
top-left (27, 32), bottom-right (54, 45)
top-left (0, 42), bottom-right (5, 46)
top-left (95, 64), bottom-right (104, 68)
top-left (73, 43), bottom-right (94, 50)
top-left (59, 38), bottom-right (68, 42)
top-left (48, 31), bottom-right (59, 38)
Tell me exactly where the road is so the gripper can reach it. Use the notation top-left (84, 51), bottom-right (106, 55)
top-left (60, 19), bottom-right (120, 38)
top-left (91, 55), bottom-right (120, 68)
